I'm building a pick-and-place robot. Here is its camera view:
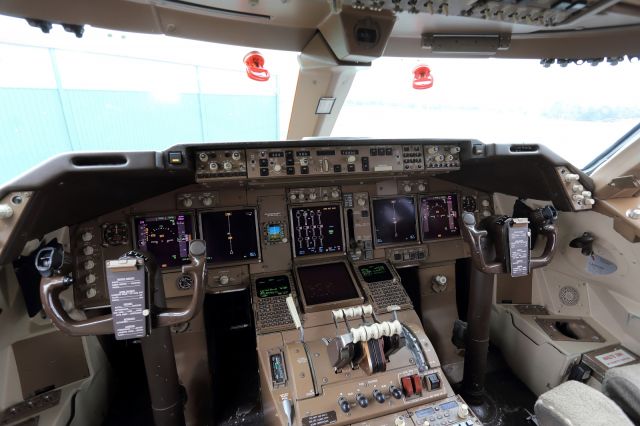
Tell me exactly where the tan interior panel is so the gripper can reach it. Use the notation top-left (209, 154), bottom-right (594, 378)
top-left (496, 274), bottom-right (533, 305)
top-left (12, 331), bottom-right (89, 399)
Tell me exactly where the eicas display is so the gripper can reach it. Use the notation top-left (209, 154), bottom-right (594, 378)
top-left (291, 205), bottom-right (344, 256)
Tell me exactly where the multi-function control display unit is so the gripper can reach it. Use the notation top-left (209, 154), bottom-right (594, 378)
top-left (199, 208), bottom-right (261, 265)
top-left (252, 274), bottom-right (296, 333)
top-left (420, 194), bottom-right (461, 241)
top-left (355, 260), bottom-right (413, 313)
top-left (371, 196), bottom-right (419, 247)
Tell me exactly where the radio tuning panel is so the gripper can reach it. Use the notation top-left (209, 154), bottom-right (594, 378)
top-left (195, 149), bottom-right (246, 181)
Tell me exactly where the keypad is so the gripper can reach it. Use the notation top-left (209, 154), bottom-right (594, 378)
top-left (367, 281), bottom-right (411, 309)
top-left (257, 296), bottom-right (294, 330)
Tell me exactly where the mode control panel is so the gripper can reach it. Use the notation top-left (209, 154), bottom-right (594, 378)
top-left (424, 145), bottom-right (461, 171)
top-left (555, 166), bottom-right (595, 211)
top-left (246, 146), bottom-right (417, 178)
top-left (195, 149), bottom-right (246, 180)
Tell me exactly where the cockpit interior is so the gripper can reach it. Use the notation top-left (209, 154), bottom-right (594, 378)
top-left (0, 1), bottom-right (639, 426)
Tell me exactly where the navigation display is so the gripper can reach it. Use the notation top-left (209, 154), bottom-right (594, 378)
top-left (372, 196), bottom-right (418, 246)
top-left (200, 209), bottom-right (260, 264)
top-left (291, 205), bottom-right (343, 257)
top-left (296, 262), bottom-right (360, 307)
top-left (255, 275), bottom-right (291, 298)
top-left (134, 214), bottom-right (194, 269)
top-left (358, 263), bottom-right (394, 283)
top-left (420, 194), bottom-right (461, 241)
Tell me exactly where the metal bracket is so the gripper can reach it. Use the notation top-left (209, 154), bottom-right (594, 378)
top-left (603, 175), bottom-right (640, 199)
top-left (1, 389), bottom-right (60, 425)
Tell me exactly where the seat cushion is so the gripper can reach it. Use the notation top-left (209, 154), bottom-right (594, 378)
top-left (534, 380), bottom-right (633, 426)
top-left (603, 363), bottom-right (640, 424)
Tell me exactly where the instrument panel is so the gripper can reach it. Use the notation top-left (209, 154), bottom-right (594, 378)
top-left (69, 142), bottom-right (492, 310)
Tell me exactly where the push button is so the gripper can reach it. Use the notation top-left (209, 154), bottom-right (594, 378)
top-left (427, 373), bottom-right (441, 390)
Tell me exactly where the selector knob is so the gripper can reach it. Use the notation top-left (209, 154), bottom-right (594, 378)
top-left (84, 260), bottom-right (95, 270)
top-left (0, 204), bottom-right (13, 219)
top-left (427, 146), bottom-right (438, 155)
top-left (202, 197), bottom-right (213, 207)
top-left (338, 397), bottom-right (350, 413)
top-left (231, 151), bottom-right (241, 161)
top-left (357, 198), bottom-right (367, 207)
top-left (309, 193), bottom-right (317, 200)
top-left (347, 155), bottom-right (356, 164)
top-left (86, 287), bottom-right (97, 298)
top-left (85, 273), bottom-right (96, 284)
top-left (182, 198), bottom-right (193, 208)
top-left (390, 385), bottom-right (403, 399)
top-left (450, 146), bottom-right (461, 154)
top-left (564, 173), bottom-right (580, 183)
top-left (446, 154), bottom-right (454, 161)
top-left (223, 161), bottom-right (233, 171)
top-left (209, 162), bottom-right (219, 171)
top-left (299, 158), bottom-right (309, 166)
top-left (457, 404), bottom-right (469, 419)
top-left (198, 153), bottom-right (209, 162)
top-left (83, 246), bottom-right (94, 256)
top-left (572, 184), bottom-right (584, 193)
top-left (435, 154), bottom-right (445, 162)
top-left (219, 275), bottom-right (230, 286)
top-left (481, 199), bottom-right (490, 207)
top-left (432, 274), bottom-right (447, 286)
top-left (404, 184), bottom-right (412, 193)
top-left (582, 191), bottom-right (592, 198)
top-left (572, 194), bottom-right (585, 202)
top-left (373, 389), bottom-right (385, 404)
top-left (395, 416), bottom-right (406, 426)
top-left (356, 393), bottom-right (368, 408)
top-left (331, 190), bottom-right (340, 199)
top-left (273, 164), bottom-right (282, 173)
top-left (81, 231), bottom-right (93, 242)
top-left (290, 193), bottom-right (297, 201)
top-left (418, 183), bottom-right (426, 192)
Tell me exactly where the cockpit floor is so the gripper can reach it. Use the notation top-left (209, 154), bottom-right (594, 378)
top-left (450, 345), bottom-right (538, 426)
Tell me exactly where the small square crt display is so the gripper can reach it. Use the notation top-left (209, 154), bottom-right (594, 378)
top-left (372, 196), bottom-right (418, 245)
top-left (358, 263), bottom-right (393, 283)
top-left (297, 262), bottom-right (359, 306)
top-left (135, 214), bottom-right (194, 269)
top-left (255, 275), bottom-right (291, 298)
top-left (291, 205), bottom-right (343, 256)
top-left (420, 194), bottom-right (460, 241)
top-left (200, 209), bottom-right (260, 264)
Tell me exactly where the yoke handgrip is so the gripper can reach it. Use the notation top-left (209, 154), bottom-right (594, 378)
top-left (39, 240), bottom-right (207, 336)
top-left (461, 212), bottom-right (558, 275)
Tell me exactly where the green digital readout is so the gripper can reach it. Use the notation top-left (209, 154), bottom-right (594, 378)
top-left (358, 263), bottom-right (393, 283)
top-left (256, 275), bottom-right (291, 298)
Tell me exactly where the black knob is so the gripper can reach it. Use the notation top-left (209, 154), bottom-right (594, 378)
top-left (373, 389), bottom-right (385, 403)
top-left (338, 397), bottom-right (350, 413)
top-left (390, 385), bottom-right (402, 400)
top-left (356, 393), bottom-right (369, 408)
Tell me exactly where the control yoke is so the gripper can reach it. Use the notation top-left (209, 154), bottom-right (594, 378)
top-left (460, 209), bottom-right (557, 275)
top-left (37, 240), bottom-right (207, 337)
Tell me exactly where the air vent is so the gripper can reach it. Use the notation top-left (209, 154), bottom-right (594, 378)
top-left (559, 286), bottom-right (580, 306)
top-left (510, 145), bottom-right (539, 153)
top-left (71, 155), bottom-right (128, 167)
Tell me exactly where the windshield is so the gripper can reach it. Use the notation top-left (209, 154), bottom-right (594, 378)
top-left (333, 57), bottom-right (640, 168)
top-left (0, 15), bottom-right (298, 185)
